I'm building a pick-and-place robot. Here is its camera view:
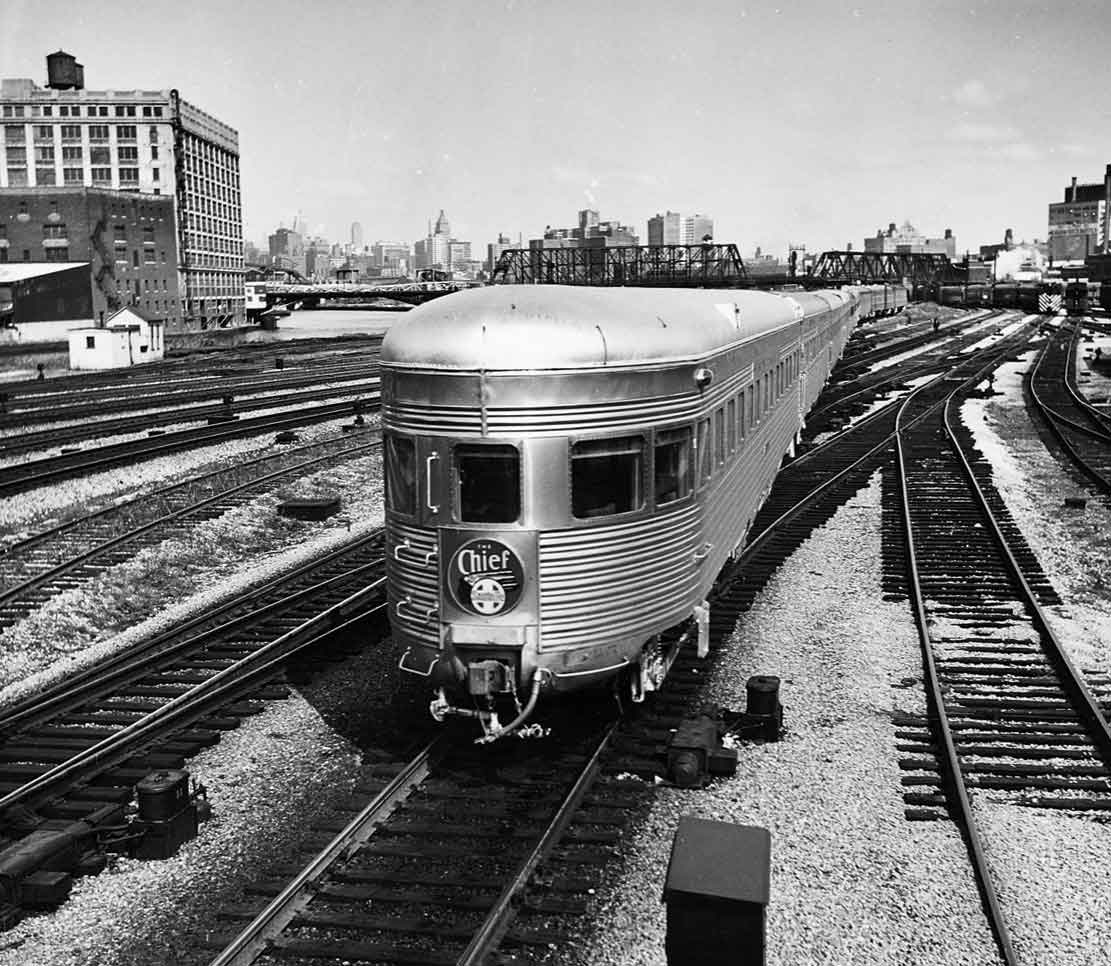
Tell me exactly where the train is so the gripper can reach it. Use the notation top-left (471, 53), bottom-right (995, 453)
top-left (935, 281), bottom-right (1066, 314)
top-left (379, 282), bottom-right (906, 740)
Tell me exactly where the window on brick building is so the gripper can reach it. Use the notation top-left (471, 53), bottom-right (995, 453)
top-left (60, 125), bottom-right (80, 141)
top-left (36, 168), bottom-right (56, 185)
top-left (91, 167), bottom-right (111, 184)
top-left (62, 167), bottom-right (82, 184)
top-left (116, 125), bottom-right (136, 141)
top-left (89, 125), bottom-right (108, 142)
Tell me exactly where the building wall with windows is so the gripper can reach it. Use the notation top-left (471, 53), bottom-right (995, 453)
top-left (1047, 172), bottom-right (1109, 264)
top-left (0, 187), bottom-right (180, 326)
top-left (0, 56), bottom-right (244, 330)
top-left (647, 211), bottom-right (681, 246)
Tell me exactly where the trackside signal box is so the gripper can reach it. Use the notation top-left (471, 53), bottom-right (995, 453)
top-left (662, 817), bottom-right (771, 965)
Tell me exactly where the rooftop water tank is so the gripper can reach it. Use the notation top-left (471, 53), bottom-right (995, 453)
top-left (46, 51), bottom-right (84, 90)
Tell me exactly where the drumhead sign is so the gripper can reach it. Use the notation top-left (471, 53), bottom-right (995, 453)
top-left (448, 539), bottom-right (524, 616)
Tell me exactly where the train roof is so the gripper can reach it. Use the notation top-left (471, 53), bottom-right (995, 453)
top-left (381, 284), bottom-right (847, 371)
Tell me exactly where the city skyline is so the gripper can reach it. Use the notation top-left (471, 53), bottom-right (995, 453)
top-left (4, 0), bottom-right (1111, 258)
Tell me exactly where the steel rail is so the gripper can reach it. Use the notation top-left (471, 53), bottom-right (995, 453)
top-left (942, 395), bottom-right (1111, 766)
top-left (894, 371), bottom-right (1019, 966)
top-left (2, 433), bottom-right (374, 559)
top-left (0, 376), bottom-right (380, 455)
top-left (206, 737), bottom-right (445, 966)
top-left (0, 436), bottom-right (381, 612)
top-left (0, 394), bottom-right (380, 496)
top-left (1026, 330), bottom-right (1111, 494)
top-left (0, 581), bottom-right (387, 816)
top-left (730, 324), bottom-right (1040, 573)
top-left (0, 537), bottom-right (385, 736)
top-left (457, 718), bottom-right (621, 965)
top-left (1063, 324), bottom-right (1111, 434)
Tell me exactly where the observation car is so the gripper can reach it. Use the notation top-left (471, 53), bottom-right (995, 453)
top-left (380, 283), bottom-right (891, 740)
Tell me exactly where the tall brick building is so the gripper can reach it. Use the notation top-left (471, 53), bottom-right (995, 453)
top-left (0, 187), bottom-right (180, 326)
top-left (1047, 168), bottom-right (1110, 264)
top-left (0, 51), bottom-right (243, 330)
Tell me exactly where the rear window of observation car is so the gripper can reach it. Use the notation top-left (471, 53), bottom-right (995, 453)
top-left (572, 436), bottom-right (644, 519)
top-left (455, 444), bottom-right (520, 523)
top-left (654, 427), bottom-right (692, 506)
top-left (385, 434), bottom-right (416, 515)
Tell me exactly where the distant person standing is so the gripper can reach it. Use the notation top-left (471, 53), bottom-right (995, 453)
top-left (932, 317), bottom-right (940, 333)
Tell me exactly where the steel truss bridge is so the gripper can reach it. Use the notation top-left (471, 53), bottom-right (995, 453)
top-left (259, 280), bottom-right (480, 310)
top-left (491, 244), bottom-right (748, 287)
top-left (491, 245), bottom-right (965, 291)
top-left (807, 251), bottom-right (967, 287)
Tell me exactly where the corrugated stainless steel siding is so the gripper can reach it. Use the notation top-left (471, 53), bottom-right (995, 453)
top-left (385, 520), bottom-right (440, 646)
top-left (384, 362), bottom-right (758, 436)
top-left (538, 506), bottom-right (702, 648)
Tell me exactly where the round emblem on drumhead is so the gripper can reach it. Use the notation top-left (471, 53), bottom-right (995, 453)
top-left (448, 539), bottom-right (524, 617)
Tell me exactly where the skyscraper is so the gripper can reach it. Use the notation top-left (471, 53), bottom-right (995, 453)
top-left (682, 214), bottom-right (714, 245)
top-left (648, 211), bottom-right (682, 246)
top-left (350, 221), bottom-right (363, 250)
top-left (0, 50), bottom-right (244, 329)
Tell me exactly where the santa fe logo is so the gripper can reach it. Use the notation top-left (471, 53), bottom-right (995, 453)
top-left (448, 539), bottom-right (524, 617)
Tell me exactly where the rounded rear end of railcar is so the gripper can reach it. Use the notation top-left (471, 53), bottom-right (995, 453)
top-left (380, 284), bottom-right (814, 740)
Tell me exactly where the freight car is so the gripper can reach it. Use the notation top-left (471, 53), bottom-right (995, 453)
top-left (380, 283), bottom-right (903, 740)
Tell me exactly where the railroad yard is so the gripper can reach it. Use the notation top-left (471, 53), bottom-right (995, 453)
top-left (0, 306), bottom-right (1109, 966)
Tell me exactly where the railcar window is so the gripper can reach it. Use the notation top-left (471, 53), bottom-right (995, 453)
top-left (571, 436), bottom-right (644, 518)
top-left (697, 418), bottom-right (712, 485)
top-left (727, 399), bottom-right (737, 452)
top-left (456, 444), bottom-right (520, 523)
top-left (654, 427), bottom-right (692, 505)
top-left (714, 408), bottom-right (726, 465)
top-left (385, 434), bottom-right (417, 516)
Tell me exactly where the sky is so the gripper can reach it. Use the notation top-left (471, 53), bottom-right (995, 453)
top-left (4, 0), bottom-right (1111, 258)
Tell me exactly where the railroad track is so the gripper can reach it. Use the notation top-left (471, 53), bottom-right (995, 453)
top-left (1026, 322), bottom-right (1111, 493)
top-left (0, 533), bottom-right (389, 928)
top-left (1, 372), bottom-right (381, 456)
top-left (891, 352), bottom-right (1111, 965)
top-left (0, 395), bottom-right (380, 497)
top-left (807, 309), bottom-right (1014, 432)
top-left (205, 715), bottom-right (622, 965)
top-left (0, 430), bottom-right (381, 630)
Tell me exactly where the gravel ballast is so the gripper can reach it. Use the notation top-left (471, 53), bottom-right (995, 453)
top-left (573, 474), bottom-right (1002, 966)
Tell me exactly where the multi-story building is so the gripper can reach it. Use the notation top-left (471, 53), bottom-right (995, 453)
top-left (350, 221), bottom-right (363, 251)
top-left (0, 186), bottom-right (181, 326)
top-left (447, 239), bottom-right (471, 274)
top-left (415, 211), bottom-right (467, 272)
top-left (371, 241), bottom-right (410, 274)
top-left (268, 226), bottom-right (305, 277)
top-left (486, 232), bottom-right (514, 273)
top-left (532, 209), bottom-right (638, 250)
top-left (682, 213), bottom-right (714, 245)
top-left (647, 211), bottom-right (682, 246)
top-left (864, 221), bottom-right (955, 257)
top-left (0, 51), bottom-right (244, 330)
top-left (1047, 169), bottom-right (1110, 264)
top-left (305, 237), bottom-right (331, 280)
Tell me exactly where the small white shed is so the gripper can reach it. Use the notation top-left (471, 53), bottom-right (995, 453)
top-left (68, 307), bottom-right (165, 370)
